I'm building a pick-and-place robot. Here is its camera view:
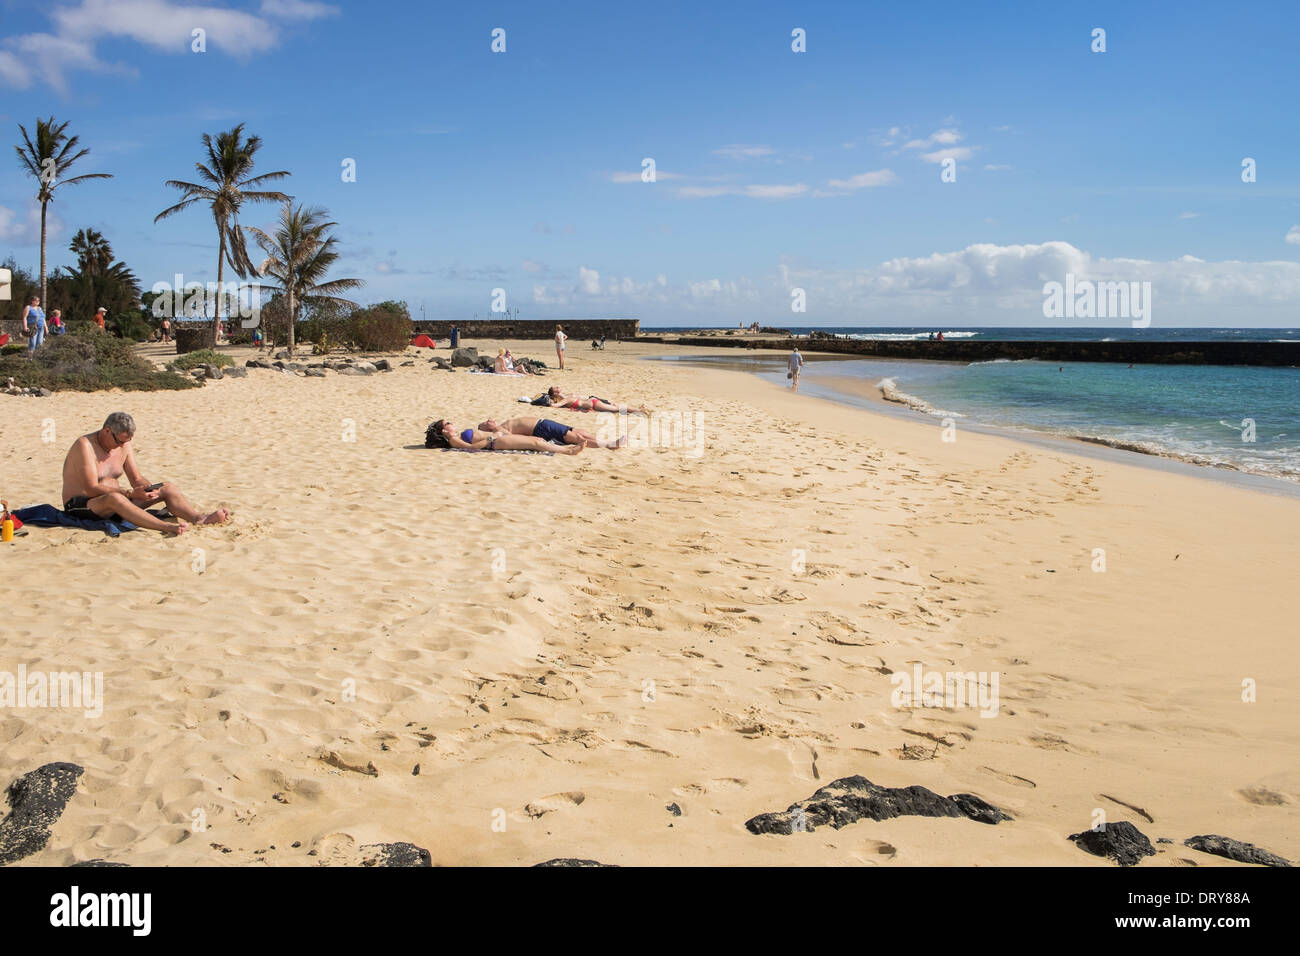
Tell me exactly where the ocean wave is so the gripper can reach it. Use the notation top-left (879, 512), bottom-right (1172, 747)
top-left (843, 331), bottom-right (980, 341)
top-left (966, 358), bottom-right (1037, 366)
top-left (1069, 434), bottom-right (1300, 482)
top-left (876, 378), bottom-right (964, 418)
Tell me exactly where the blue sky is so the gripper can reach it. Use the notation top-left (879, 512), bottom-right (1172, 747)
top-left (3, 0), bottom-right (1299, 326)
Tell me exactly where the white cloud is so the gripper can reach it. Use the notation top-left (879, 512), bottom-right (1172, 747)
top-left (522, 259), bottom-right (544, 273)
top-left (260, 0), bottom-right (339, 18)
top-left (608, 170), bottom-right (684, 183)
top-left (713, 144), bottom-right (776, 160)
top-left (904, 128), bottom-right (962, 150)
top-left (920, 146), bottom-right (974, 164)
top-left (375, 262), bottom-right (393, 274)
top-left (579, 266), bottom-right (601, 294)
top-left (0, 204), bottom-right (61, 244)
top-left (676, 183), bottom-right (807, 199)
top-left (984, 164), bottom-right (1013, 171)
top-left (1286, 226), bottom-right (1300, 245)
top-left (2, 0), bottom-right (333, 91)
top-left (824, 168), bottom-right (898, 192)
top-left (779, 241), bottom-right (1300, 323)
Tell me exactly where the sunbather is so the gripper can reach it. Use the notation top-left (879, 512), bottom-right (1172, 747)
top-left (477, 416), bottom-right (625, 449)
top-left (60, 412), bottom-right (230, 535)
top-left (539, 387), bottom-right (650, 415)
top-left (425, 419), bottom-right (584, 455)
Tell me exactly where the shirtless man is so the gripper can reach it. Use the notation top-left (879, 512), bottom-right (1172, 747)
top-left (477, 416), bottom-right (625, 449)
top-left (61, 412), bottom-right (230, 535)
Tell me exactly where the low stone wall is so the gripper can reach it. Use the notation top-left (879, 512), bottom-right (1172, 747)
top-left (647, 336), bottom-right (1300, 367)
top-left (412, 319), bottom-right (639, 341)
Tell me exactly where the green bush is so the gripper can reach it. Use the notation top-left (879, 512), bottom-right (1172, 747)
top-left (111, 311), bottom-right (156, 343)
top-left (0, 328), bottom-right (198, 392)
top-left (345, 301), bottom-right (412, 352)
top-left (170, 349), bottom-right (234, 371)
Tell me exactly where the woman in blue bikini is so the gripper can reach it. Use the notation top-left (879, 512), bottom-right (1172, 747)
top-left (425, 420), bottom-right (584, 455)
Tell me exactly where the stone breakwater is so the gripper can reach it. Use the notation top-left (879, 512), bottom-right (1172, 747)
top-left (413, 319), bottom-right (640, 341)
top-left (642, 336), bottom-right (1300, 367)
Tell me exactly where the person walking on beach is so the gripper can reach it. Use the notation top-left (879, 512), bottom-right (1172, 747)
top-left (787, 346), bottom-right (804, 392)
top-left (555, 324), bottom-right (567, 370)
top-left (60, 412), bottom-right (231, 535)
top-left (21, 296), bottom-right (46, 355)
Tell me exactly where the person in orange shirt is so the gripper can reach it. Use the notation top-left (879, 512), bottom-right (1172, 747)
top-left (94, 307), bottom-right (107, 330)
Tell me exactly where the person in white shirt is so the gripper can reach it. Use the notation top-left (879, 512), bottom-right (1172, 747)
top-left (788, 347), bottom-right (804, 391)
top-left (555, 325), bottom-right (567, 370)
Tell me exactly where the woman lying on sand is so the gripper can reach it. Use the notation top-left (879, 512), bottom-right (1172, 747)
top-left (539, 387), bottom-right (650, 416)
top-left (426, 419), bottom-right (584, 455)
top-left (477, 416), bottom-right (626, 449)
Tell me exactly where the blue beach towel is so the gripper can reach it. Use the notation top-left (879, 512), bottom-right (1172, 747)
top-left (12, 504), bottom-right (145, 537)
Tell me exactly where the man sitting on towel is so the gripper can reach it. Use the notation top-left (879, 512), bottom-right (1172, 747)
top-left (60, 412), bottom-right (230, 535)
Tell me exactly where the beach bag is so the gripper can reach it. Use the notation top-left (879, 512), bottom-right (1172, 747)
top-left (787, 370), bottom-right (793, 379)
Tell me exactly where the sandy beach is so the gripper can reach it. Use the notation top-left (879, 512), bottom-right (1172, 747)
top-left (2, 338), bottom-right (1297, 866)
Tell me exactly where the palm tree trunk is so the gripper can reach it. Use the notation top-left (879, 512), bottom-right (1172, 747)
top-left (287, 286), bottom-right (296, 357)
top-left (39, 200), bottom-right (48, 309)
top-left (213, 229), bottom-right (226, 349)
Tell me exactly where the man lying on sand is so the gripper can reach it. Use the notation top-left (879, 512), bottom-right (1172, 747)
top-left (61, 412), bottom-right (231, 535)
top-left (539, 387), bottom-right (650, 416)
top-left (477, 416), bottom-right (626, 449)
top-left (426, 419), bottom-right (584, 455)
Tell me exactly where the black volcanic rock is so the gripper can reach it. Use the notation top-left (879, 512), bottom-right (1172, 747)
top-left (359, 842), bottom-right (432, 867)
top-left (534, 858), bottom-right (617, 867)
top-left (0, 763), bottom-right (85, 866)
top-left (1184, 834), bottom-right (1291, 867)
top-left (745, 775), bottom-right (1011, 836)
top-left (1068, 821), bottom-right (1155, 866)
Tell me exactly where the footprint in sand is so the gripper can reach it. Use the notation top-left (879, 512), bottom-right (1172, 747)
top-left (1236, 786), bottom-right (1289, 806)
top-left (979, 766), bottom-right (1037, 788)
top-left (522, 791), bottom-right (586, 818)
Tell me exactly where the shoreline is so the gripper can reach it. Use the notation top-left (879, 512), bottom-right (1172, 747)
top-left (643, 350), bottom-right (1300, 498)
top-left (2, 337), bottom-right (1297, 866)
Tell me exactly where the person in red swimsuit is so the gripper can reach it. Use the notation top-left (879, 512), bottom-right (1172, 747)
top-left (543, 387), bottom-right (650, 416)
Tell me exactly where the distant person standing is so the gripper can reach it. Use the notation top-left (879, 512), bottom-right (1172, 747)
top-left (450, 323), bottom-right (459, 349)
top-left (935, 331), bottom-right (944, 342)
top-left (94, 306), bottom-right (107, 331)
top-left (161, 317), bottom-right (171, 343)
top-left (788, 346), bottom-right (804, 392)
top-left (49, 309), bottom-right (65, 336)
top-left (555, 324), bottom-right (567, 370)
top-left (21, 296), bottom-right (46, 354)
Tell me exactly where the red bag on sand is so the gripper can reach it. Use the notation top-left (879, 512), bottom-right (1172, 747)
top-left (0, 334), bottom-right (10, 347)
top-left (411, 334), bottom-right (437, 348)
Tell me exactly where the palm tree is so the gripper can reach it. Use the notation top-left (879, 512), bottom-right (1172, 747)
top-left (154, 124), bottom-right (290, 347)
top-left (245, 202), bottom-right (363, 356)
top-left (69, 227), bottom-right (114, 276)
top-left (14, 117), bottom-right (113, 308)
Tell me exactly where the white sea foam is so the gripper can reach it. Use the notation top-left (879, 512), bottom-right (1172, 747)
top-left (843, 330), bottom-right (980, 341)
top-left (876, 378), bottom-right (964, 418)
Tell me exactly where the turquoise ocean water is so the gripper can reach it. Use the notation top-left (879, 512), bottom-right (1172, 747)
top-left (648, 329), bottom-right (1300, 485)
